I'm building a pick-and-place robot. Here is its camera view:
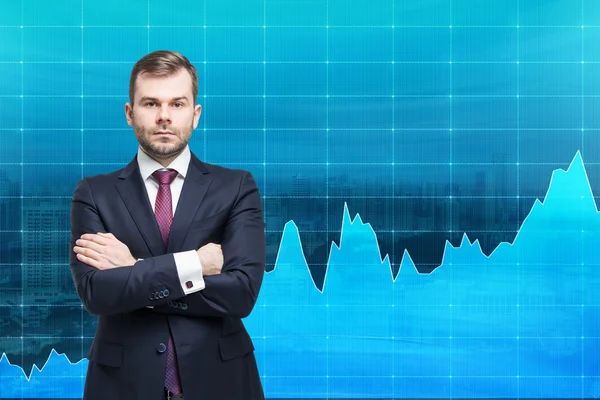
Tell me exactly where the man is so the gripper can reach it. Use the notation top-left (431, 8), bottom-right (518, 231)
top-left (69, 50), bottom-right (266, 400)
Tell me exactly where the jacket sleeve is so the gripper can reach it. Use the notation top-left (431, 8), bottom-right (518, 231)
top-left (69, 178), bottom-right (183, 316)
top-left (152, 171), bottom-right (266, 319)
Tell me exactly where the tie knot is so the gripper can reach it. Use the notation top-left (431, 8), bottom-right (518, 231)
top-left (152, 169), bottom-right (178, 185)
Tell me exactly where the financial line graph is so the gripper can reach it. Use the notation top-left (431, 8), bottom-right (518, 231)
top-left (1, 152), bottom-right (599, 398)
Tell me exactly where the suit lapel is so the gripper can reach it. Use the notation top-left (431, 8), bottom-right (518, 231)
top-left (115, 156), bottom-right (165, 257)
top-left (167, 153), bottom-right (213, 254)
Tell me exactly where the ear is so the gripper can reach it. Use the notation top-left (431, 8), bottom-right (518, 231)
top-left (125, 102), bottom-right (134, 127)
top-left (192, 104), bottom-right (202, 129)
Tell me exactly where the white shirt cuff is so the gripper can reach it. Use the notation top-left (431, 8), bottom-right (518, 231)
top-left (173, 250), bottom-right (205, 295)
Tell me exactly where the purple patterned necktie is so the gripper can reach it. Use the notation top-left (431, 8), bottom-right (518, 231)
top-left (152, 169), bottom-right (182, 395)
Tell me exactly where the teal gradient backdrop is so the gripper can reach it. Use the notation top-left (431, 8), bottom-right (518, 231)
top-left (2, 0), bottom-right (600, 398)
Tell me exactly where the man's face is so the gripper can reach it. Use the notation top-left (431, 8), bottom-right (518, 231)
top-left (125, 68), bottom-right (201, 162)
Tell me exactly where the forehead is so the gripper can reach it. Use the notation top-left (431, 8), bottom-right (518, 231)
top-left (134, 69), bottom-right (193, 100)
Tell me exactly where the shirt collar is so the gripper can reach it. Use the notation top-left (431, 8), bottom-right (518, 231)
top-left (137, 145), bottom-right (191, 182)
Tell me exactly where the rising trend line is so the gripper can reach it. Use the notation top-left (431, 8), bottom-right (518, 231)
top-left (2, 151), bottom-right (600, 398)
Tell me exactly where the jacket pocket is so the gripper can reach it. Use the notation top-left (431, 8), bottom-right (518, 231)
top-left (87, 340), bottom-right (123, 367)
top-left (218, 330), bottom-right (255, 361)
top-left (189, 208), bottom-right (229, 232)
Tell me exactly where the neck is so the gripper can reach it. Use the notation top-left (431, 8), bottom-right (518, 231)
top-left (141, 148), bottom-right (184, 168)
top-left (155, 156), bottom-right (178, 168)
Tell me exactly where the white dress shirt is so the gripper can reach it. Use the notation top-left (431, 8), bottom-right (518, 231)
top-left (137, 145), bottom-right (205, 296)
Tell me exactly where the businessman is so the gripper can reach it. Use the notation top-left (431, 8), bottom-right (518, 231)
top-left (69, 50), bottom-right (266, 400)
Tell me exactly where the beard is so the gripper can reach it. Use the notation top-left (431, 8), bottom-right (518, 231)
top-left (133, 122), bottom-right (193, 161)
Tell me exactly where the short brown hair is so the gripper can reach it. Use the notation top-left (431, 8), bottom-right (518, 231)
top-left (129, 50), bottom-right (198, 105)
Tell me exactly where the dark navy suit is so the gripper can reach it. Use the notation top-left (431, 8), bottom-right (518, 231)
top-left (69, 152), bottom-right (266, 399)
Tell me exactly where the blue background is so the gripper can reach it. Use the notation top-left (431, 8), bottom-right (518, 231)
top-left (1, 0), bottom-right (600, 398)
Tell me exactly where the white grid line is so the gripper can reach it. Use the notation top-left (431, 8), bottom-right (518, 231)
top-left (390, 0), bottom-right (396, 396)
top-left (1, 94), bottom-right (599, 98)
top-left (203, 1), bottom-right (207, 161)
top-left (2, 60), bottom-right (599, 64)
top-left (261, 0), bottom-right (267, 393)
top-left (516, 3), bottom-right (521, 397)
top-left (0, 228), bottom-right (583, 233)
top-left (18, 2), bottom-right (24, 396)
top-left (0, 374), bottom-right (594, 379)
top-left (2, 127), bottom-right (600, 131)
top-left (80, 0), bottom-right (85, 371)
top-left (0, 195), bottom-right (592, 199)
top-left (448, 3), bottom-right (454, 395)
top-left (1, 24), bottom-right (600, 28)
top-left (580, 5), bottom-right (585, 396)
top-left (0, 335), bottom-right (597, 339)
top-left (1, 303), bottom-right (597, 308)
top-left (146, 0), bottom-right (149, 52)
top-left (325, 2), bottom-right (330, 395)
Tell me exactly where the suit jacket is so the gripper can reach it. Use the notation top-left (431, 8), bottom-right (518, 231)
top-left (69, 152), bottom-right (266, 400)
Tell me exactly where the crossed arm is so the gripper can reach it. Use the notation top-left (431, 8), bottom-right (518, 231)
top-left (73, 232), bottom-right (222, 277)
top-left (69, 172), bottom-right (266, 319)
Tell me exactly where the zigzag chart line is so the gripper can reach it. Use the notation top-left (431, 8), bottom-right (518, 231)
top-left (2, 152), bottom-right (600, 398)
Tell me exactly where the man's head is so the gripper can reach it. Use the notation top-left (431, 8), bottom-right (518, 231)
top-left (125, 50), bottom-right (201, 166)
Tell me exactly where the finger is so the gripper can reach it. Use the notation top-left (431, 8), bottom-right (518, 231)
top-left (80, 233), bottom-right (111, 245)
top-left (75, 239), bottom-right (104, 253)
top-left (98, 232), bottom-right (116, 239)
top-left (73, 246), bottom-right (103, 262)
top-left (76, 253), bottom-right (102, 269)
top-left (97, 232), bottom-right (122, 245)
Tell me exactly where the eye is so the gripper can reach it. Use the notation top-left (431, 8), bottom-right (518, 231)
top-left (145, 101), bottom-right (156, 107)
top-left (173, 102), bottom-right (184, 108)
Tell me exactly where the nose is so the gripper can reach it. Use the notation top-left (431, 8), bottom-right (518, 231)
top-left (156, 104), bottom-right (171, 124)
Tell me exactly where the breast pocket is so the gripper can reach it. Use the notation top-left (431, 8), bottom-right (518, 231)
top-left (189, 208), bottom-right (229, 232)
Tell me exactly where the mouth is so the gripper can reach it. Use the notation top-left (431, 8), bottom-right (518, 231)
top-left (154, 131), bottom-right (174, 136)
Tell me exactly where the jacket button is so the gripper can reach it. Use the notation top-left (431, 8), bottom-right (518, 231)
top-left (164, 289), bottom-right (170, 297)
top-left (154, 291), bottom-right (159, 299)
top-left (149, 293), bottom-right (154, 300)
top-left (157, 343), bottom-right (166, 353)
top-left (158, 291), bottom-right (164, 299)
top-left (181, 303), bottom-right (188, 310)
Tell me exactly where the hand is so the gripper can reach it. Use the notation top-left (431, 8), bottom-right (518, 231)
top-left (73, 232), bottom-right (137, 270)
top-left (197, 243), bottom-right (223, 276)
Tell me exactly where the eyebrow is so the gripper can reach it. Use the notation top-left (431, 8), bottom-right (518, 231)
top-left (139, 96), bottom-right (189, 103)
